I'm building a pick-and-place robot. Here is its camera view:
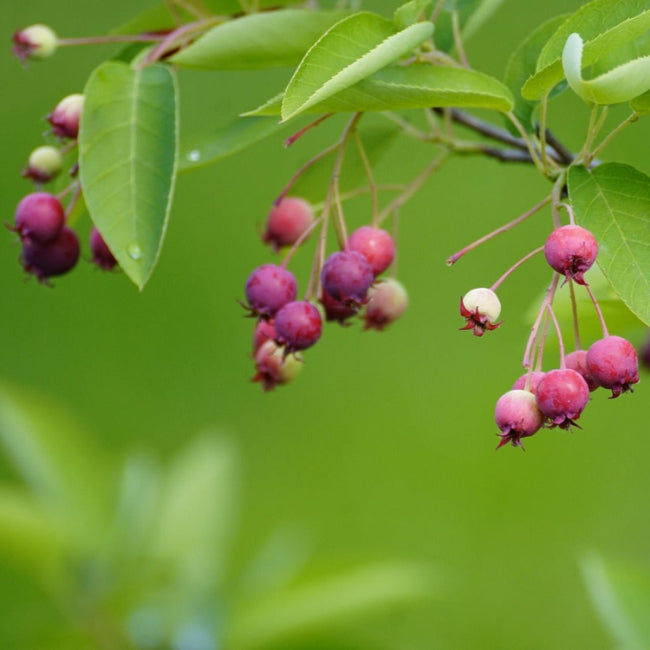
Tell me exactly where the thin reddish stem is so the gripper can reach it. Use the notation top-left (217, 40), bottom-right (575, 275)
top-left (280, 216), bottom-right (323, 269)
top-left (546, 303), bottom-right (566, 368)
top-left (584, 283), bottom-right (610, 338)
top-left (523, 273), bottom-right (559, 369)
top-left (568, 279), bottom-right (582, 349)
top-left (490, 246), bottom-right (543, 292)
top-left (284, 113), bottom-right (334, 148)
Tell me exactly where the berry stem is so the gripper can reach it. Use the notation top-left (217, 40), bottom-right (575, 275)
top-left (281, 216), bottom-right (323, 268)
top-left (590, 112), bottom-right (639, 161)
top-left (546, 303), bottom-right (566, 368)
top-left (568, 278), bottom-right (582, 350)
top-left (284, 113), bottom-right (334, 148)
top-left (539, 94), bottom-right (549, 172)
top-left (451, 10), bottom-right (469, 67)
top-left (584, 282), bottom-right (610, 338)
top-left (64, 183), bottom-right (83, 224)
top-left (557, 202), bottom-right (576, 225)
top-left (505, 112), bottom-right (547, 176)
top-left (490, 246), bottom-right (543, 292)
top-left (524, 272), bottom-right (559, 369)
top-left (58, 34), bottom-right (169, 46)
top-left (446, 196), bottom-right (550, 266)
top-left (534, 312), bottom-right (550, 372)
top-left (353, 130), bottom-right (379, 227)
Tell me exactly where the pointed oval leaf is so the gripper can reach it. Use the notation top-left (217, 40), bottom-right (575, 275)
top-left (394, 0), bottom-right (433, 29)
top-left (281, 13), bottom-right (433, 121)
top-left (568, 163), bottom-right (650, 326)
top-left (80, 61), bottom-right (178, 290)
top-left (522, 0), bottom-right (650, 100)
top-left (170, 10), bottom-right (347, 70)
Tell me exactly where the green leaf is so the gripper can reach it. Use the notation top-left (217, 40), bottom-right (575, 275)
top-left (522, 0), bottom-right (650, 100)
top-left (504, 15), bottom-right (568, 131)
top-left (631, 89), bottom-right (650, 112)
top-left (170, 10), bottom-right (347, 70)
top-left (79, 61), bottom-right (178, 290)
top-left (568, 163), bottom-right (650, 327)
top-left (179, 116), bottom-right (287, 172)
top-left (111, 4), bottom-right (177, 35)
top-left (434, 0), bottom-right (504, 51)
top-left (248, 64), bottom-right (513, 116)
top-left (563, 32), bottom-right (650, 104)
top-left (280, 13), bottom-right (434, 121)
top-left (394, 0), bottom-right (432, 29)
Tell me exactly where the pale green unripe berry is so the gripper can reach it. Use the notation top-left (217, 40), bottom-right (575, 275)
top-left (24, 145), bottom-right (63, 183)
top-left (364, 278), bottom-right (408, 330)
top-left (13, 25), bottom-right (58, 61)
top-left (462, 288), bottom-right (501, 322)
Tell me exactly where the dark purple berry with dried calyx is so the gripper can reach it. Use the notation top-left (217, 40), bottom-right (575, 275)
top-left (244, 264), bottom-right (297, 318)
top-left (274, 300), bottom-right (322, 353)
top-left (23, 146), bottom-right (63, 183)
top-left (586, 335), bottom-right (639, 398)
top-left (363, 278), bottom-right (408, 331)
top-left (89, 226), bottom-right (118, 270)
top-left (13, 192), bottom-right (65, 243)
top-left (263, 197), bottom-right (314, 251)
top-left (459, 288), bottom-right (502, 336)
top-left (495, 389), bottom-right (545, 450)
top-left (48, 94), bottom-right (84, 140)
top-left (12, 24), bottom-right (58, 62)
top-left (21, 226), bottom-right (79, 281)
top-left (346, 226), bottom-right (395, 276)
top-left (565, 350), bottom-right (599, 392)
top-left (535, 369), bottom-right (590, 429)
top-left (321, 250), bottom-right (374, 306)
top-left (544, 225), bottom-right (598, 285)
top-left (512, 371), bottom-right (546, 395)
top-left (252, 340), bottom-right (302, 391)
top-left (320, 289), bottom-right (358, 325)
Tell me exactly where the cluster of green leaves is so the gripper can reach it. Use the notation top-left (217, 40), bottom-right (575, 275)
top-left (0, 382), bottom-right (433, 649)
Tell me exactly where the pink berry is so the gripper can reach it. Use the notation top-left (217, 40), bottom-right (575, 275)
top-left (244, 264), bottom-right (297, 318)
top-left (274, 301), bottom-right (322, 353)
top-left (346, 226), bottom-right (395, 276)
top-left (253, 319), bottom-right (277, 353)
top-left (48, 94), bottom-right (84, 140)
top-left (89, 226), bottom-right (118, 270)
top-left (320, 289), bottom-right (358, 325)
top-left (321, 251), bottom-right (374, 306)
top-left (495, 389), bottom-right (545, 450)
top-left (263, 197), bottom-right (314, 251)
top-left (586, 335), bottom-right (639, 398)
top-left (512, 371), bottom-right (546, 394)
top-left (12, 24), bottom-right (58, 62)
top-left (459, 288), bottom-right (502, 337)
top-left (252, 340), bottom-right (302, 391)
top-left (544, 225), bottom-right (598, 285)
top-left (535, 369), bottom-right (590, 429)
top-left (565, 350), bottom-right (599, 392)
top-left (363, 278), bottom-right (408, 331)
top-left (13, 192), bottom-right (65, 243)
top-left (21, 226), bottom-right (80, 281)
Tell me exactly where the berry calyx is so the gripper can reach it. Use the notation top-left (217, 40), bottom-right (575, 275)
top-left (21, 226), bottom-right (80, 281)
top-left (321, 250), bottom-right (374, 306)
top-left (244, 264), bottom-right (297, 318)
top-left (12, 25), bottom-right (58, 62)
top-left (564, 350), bottom-right (599, 392)
top-left (495, 389), bottom-right (545, 450)
top-left (13, 192), bottom-right (65, 243)
top-left (363, 278), bottom-right (408, 331)
top-left (319, 289), bottom-right (358, 325)
top-left (535, 369), bottom-right (590, 429)
top-left (23, 146), bottom-right (63, 183)
top-left (89, 227), bottom-right (118, 270)
top-left (586, 335), bottom-right (639, 398)
top-left (459, 288), bottom-right (502, 336)
top-left (543, 225), bottom-right (598, 285)
top-left (511, 371), bottom-right (546, 394)
top-left (252, 340), bottom-right (302, 391)
top-left (346, 226), bottom-right (395, 276)
top-left (274, 301), bottom-right (322, 353)
top-left (263, 197), bottom-right (314, 251)
top-left (48, 94), bottom-right (84, 140)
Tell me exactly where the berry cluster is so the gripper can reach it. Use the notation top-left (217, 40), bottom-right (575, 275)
top-left (452, 210), bottom-right (640, 450)
top-left (244, 197), bottom-right (408, 390)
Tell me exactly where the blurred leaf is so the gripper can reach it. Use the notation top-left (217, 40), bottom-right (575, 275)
top-left (569, 163), bottom-right (650, 327)
top-left (170, 11), bottom-right (347, 70)
top-left (461, 0), bottom-right (504, 40)
top-left (434, 0), bottom-right (504, 52)
top-left (111, 4), bottom-right (177, 35)
top-left (631, 89), bottom-right (650, 112)
top-left (394, 0), bottom-right (433, 29)
top-left (581, 552), bottom-right (650, 649)
top-left (79, 61), bottom-right (178, 290)
top-left (226, 562), bottom-right (435, 649)
top-left (179, 116), bottom-right (287, 172)
top-left (280, 13), bottom-right (434, 121)
top-left (522, 0), bottom-right (650, 101)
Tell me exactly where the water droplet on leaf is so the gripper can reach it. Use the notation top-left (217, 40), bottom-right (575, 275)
top-left (127, 243), bottom-right (142, 260)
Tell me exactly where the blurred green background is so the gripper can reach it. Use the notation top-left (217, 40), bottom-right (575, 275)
top-left (2, 1), bottom-right (650, 648)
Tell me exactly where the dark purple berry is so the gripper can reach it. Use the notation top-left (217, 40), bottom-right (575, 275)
top-left (21, 226), bottom-right (80, 281)
top-left (274, 301), bottom-right (322, 353)
top-left (495, 389), bottom-right (545, 450)
top-left (14, 192), bottom-right (65, 243)
top-left (319, 289), bottom-right (358, 325)
top-left (321, 251), bottom-right (374, 306)
top-left (512, 371), bottom-right (546, 394)
top-left (535, 369), bottom-right (589, 429)
top-left (346, 226), bottom-right (395, 276)
top-left (641, 331), bottom-right (650, 371)
top-left (586, 335), bottom-right (639, 398)
top-left (244, 264), bottom-right (297, 318)
top-left (89, 226), bottom-right (118, 270)
top-left (363, 278), bottom-right (408, 331)
top-left (48, 94), bottom-right (84, 140)
top-left (263, 197), bottom-right (314, 251)
top-left (544, 225), bottom-right (598, 285)
top-left (565, 350), bottom-right (599, 392)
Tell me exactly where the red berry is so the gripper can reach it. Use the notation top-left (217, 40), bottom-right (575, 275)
top-left (48, 94), bottom-right (84, 140)
top-left (512, 371), bottom-right (546, 394)
top-left (535, 369), bottom-right (590, 429)
top-left (346, 226), bottom-right (395, 276)
top-left (263, 197), bottom-right (314, 251)
top-left (544, 225), bottom-right (598, 285)
top-left (586, 335), bottom-right (639, 398)
top-left (363, 278), bottom-right (408, 331)
top-left (89, 227), bottom-right (118, 270)
top-left (459, 288), bottom-right (502, 337)
top-left (244, 264), bottom-right (297, 318)
top-left (319, 289), bottom-right (359, 325)
top-left (21, 226), bottom-right (80, 281)
top-left (321, 251), bottom-right (374, 306)
top-left (565, 350), bottom-right (599, 392)
top-left (14, 192), bottom-right (65, 243)
top-left (253, 319), bottom-right (277, 353)
top-left (252, 340), bottom-right (302, 391)
top-left (274, 301), bottom-right (322, 353)
top-left (495, 389), bottom-right (545, 449)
